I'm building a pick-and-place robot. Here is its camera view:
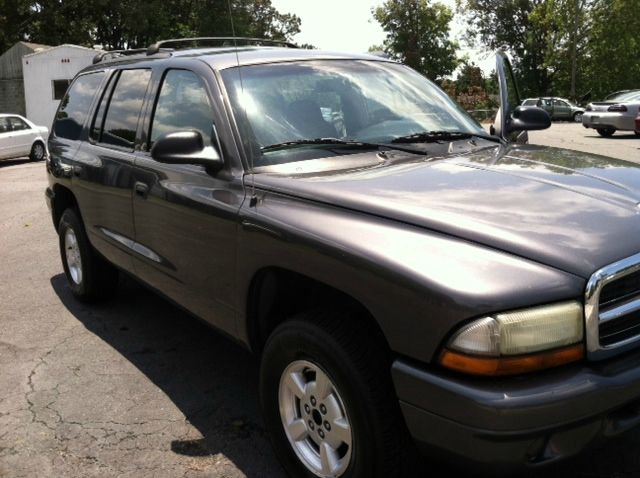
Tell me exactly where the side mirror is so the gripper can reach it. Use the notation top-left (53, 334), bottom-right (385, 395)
top-left (508, 106), bottom-right (551, 133)
top-left (151, 130), bottom-right (223, 173)
top-left (494, 51), bottom-right (551, 141)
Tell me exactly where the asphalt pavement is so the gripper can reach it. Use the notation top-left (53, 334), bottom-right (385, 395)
top-left (528, 122), bottom-right (639, 162)
top-left (1, 124), bottom-right (640, 477)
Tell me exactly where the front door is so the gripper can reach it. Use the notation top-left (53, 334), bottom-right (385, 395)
top-left (132, 65), bottom-right (244, 337)
top-left (553, 99), bottom-right (571, 119)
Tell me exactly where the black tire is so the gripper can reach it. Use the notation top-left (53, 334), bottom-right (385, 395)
top-left (635, 130), bottom-right (640, 137)
top-left (596, 127), bottom-right (615, 137)
top-left (29, 141), bottom-right (45, 161)
top-left (572, 112), bottom-right (583, 123)
top-left (58, 208), bottom-right (119, 302)
top-left (260, 310), bottom-right (411, 478)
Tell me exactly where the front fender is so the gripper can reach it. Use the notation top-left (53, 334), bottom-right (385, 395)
top-left (237, 190), bottom-right (585, 364)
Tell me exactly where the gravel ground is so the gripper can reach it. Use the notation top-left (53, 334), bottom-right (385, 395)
top-left (1, 124), bottom-right (640, 477)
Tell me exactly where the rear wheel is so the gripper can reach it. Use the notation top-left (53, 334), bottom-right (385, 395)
top-left (596, 127), bottom-right (615, 137)
top-left (260, 310), bottom-right (411, 478)
top-left (58, 208), bottom-right (119, 301)
top-left (29, 141), bottom-right (45, 161)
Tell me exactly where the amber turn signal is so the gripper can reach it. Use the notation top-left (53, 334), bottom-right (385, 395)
top-left (439, 343), bottom-right (585, 376)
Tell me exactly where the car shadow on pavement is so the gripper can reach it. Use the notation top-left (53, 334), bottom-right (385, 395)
top-left (0, 157), bottom-right (35, 168)
top-left (50, 273), bottom-right (640, 478)
top-left (50, 273), bottom-right (287, 478)
top-left (585, 133), bottom-right (639, 140)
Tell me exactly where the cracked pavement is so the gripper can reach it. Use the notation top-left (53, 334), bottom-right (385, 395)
top-left (1, 135), bottom-right (640, 478)
top-left (0, 160), bottom-right (285, 477)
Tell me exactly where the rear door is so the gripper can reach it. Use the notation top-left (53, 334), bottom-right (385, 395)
top-left (132, 62), bottom-right (245, 337)
top-left (70, 68), bottom-right (152, 273)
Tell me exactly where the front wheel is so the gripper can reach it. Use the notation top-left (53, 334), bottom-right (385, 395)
top-left (596, 127), bottom-right (615, 137)
top-left (58, 208), bottom-right (119, 301)
top-left (572, 112), bottom-right (583, 123)
top-left (260, 310), bottom-right (410, 478)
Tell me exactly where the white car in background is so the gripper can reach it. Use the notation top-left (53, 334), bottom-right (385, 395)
top-left (582, 90), bottom-right (640, 137)
top-left (0, 114), bottom-right (48, 161)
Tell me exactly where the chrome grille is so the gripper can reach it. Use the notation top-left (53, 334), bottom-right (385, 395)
top-left (585, 252), bottom-right (640, 360)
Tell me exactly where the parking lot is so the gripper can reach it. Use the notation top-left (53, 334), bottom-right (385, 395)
top-left (1, 124), bottom-right (639, 477)
top-left (529, 122), bottom-right (639, 162)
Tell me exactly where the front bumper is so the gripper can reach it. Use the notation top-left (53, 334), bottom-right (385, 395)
top-left (582, 112), bottom-right (636, 131)
top-left (393, 351), bottom-right (640, 472)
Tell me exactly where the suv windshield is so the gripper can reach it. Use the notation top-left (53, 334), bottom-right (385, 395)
top-left (221, 60), bottom-right (486, 167)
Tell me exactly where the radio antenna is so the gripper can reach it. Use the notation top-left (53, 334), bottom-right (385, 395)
top-left (227, 0), bottom-right (257, 207)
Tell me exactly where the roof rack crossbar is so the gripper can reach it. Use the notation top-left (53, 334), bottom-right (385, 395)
top-left (92, 48), bottom-right (148, 64)
top-left (146, 37), bottom-right (298, 55)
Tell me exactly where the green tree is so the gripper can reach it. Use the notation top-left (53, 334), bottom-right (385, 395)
top-left (0, 0), bottom-right (32, 53)
top-left (530, 0), bottom-right (592, 99)
top-left (23, 0), bottom-right (96, 47)
top-left (373, 0), bottom-right (460, 81)
top-left (0, 0), bottom-right (301, 53)
top-left (582, 0), bottom-right (640, 98)
top-left (456, 61), bottom-right (484, 92)
top-left (456, 0), bottom-right (551, 97)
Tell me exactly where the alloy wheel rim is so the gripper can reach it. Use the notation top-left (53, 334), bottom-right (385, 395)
top-left (33, 143), bottom-right (44, 159)
top-left (278, 360), bottom-right (353, 477)
top-left (64, 228), bottom-right (82, 285)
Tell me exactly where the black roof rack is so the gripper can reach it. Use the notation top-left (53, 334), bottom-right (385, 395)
top-left (146, 37), bottom-right (298, 55)
top-left (92, 48), bottom-right (148, 64)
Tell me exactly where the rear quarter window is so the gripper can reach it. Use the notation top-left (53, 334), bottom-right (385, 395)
top-left (54, 72), bottom-right (106, 140)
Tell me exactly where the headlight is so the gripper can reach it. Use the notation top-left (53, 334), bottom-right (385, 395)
top-left (439, 301), bottom-right (585, 376)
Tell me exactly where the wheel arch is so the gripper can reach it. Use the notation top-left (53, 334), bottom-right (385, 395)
top-left (245, 266), bottom-right (391, 355)
top-left (52, 183), bottom-right (81, 231)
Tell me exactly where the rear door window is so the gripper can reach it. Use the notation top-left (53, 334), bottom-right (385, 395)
top-left (54, 72), bottom-right (105, 140)
top-left (99, 69), bottom-right (152, 149)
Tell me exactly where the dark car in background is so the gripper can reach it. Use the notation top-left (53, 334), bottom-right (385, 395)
top-left (522, 96), bottom-right (584, 122)
top-left (45, 40), bottom-right (640, 477)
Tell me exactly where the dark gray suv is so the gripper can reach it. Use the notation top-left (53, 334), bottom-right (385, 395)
top-left (45, 38), bottom-right (640, 477)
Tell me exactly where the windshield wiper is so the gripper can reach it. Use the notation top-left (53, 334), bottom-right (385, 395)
top-left (261, 137), bottom-right (428, 155)
top-left (391, 131), bottom-right (500, 144)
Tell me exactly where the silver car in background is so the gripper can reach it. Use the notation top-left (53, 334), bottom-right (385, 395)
top-left (521, 97), bottom-right (584, 122)
top-left (582, 90), bottom-right (640, 137)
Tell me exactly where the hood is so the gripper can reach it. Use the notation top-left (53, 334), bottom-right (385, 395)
top-left (254, 144), bottom-right (640, 278)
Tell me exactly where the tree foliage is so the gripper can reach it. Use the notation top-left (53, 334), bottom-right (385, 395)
top-left (584, 0), bottom-right (640, 98)
top-left (373, 0), bottom-right (460, 81)
top-left (456, 0), bottom-right (551, 97)
top-left (457, 0), bottom-right (640, 100)
top-left (0, 0), bottom-right (301, 53)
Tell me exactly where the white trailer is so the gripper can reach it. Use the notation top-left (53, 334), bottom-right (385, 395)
top-left (22, 44), bottom-right (99, 128)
